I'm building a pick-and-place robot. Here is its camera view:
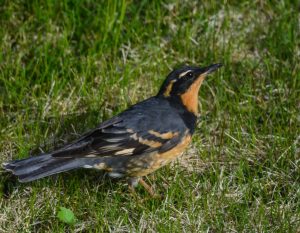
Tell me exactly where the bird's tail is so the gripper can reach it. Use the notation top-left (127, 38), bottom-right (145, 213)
top-left (2, 154), bottom-right (97, 182)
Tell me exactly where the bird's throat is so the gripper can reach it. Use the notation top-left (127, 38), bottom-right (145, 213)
top-left (180, 76), bottom-right (205, 115)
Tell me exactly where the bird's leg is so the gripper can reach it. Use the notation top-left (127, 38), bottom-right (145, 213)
top-left (127, 177), bottom-right (139, 196)
top-left (128, 177), bottom-right (161, 198)
top-left (138, 178), bottom-right (156, 197)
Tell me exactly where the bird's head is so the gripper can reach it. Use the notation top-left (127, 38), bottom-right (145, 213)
top-left (158, 63), bottom-right (222, 114)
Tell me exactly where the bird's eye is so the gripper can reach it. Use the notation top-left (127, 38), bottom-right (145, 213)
top-left (186, 72), bottom-right (193, 78)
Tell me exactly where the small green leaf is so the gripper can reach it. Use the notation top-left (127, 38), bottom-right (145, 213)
top-left (57, 207), bottom-right (76, 224)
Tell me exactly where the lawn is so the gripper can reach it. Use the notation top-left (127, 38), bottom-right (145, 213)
top-left (0, 0), bottom-right (299, 232)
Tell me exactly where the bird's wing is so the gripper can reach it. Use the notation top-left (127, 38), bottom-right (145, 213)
top-left (51, 98), bottom-right (187, 158)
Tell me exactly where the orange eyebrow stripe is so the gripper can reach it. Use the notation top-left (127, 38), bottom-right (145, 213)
top-left (148, 130), bottom-right (179, 139)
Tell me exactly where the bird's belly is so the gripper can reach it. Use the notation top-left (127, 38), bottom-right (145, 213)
top-left (125, 134), bottom-right (192, 177)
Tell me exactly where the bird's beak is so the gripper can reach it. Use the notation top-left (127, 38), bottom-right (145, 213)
top-left (194, 63), bottom-right (223, 78)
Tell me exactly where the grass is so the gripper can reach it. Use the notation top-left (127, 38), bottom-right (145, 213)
top-left (0, 0), bottom-right (299, 232)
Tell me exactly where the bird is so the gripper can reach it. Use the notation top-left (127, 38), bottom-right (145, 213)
top-left (3, 63), bottom-right (222, 196)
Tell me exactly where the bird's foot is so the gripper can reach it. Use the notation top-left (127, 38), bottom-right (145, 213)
top-left (127, 177), bottom-right (163, 199)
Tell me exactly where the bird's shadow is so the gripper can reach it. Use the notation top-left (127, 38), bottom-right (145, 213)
top-left (1, 109), bottom-right (126, 199)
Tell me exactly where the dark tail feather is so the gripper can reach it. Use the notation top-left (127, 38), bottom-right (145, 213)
top-left (2, 154), bottom-right (98, 182)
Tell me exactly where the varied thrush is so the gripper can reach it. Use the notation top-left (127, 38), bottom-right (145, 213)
top-left (3, 63), bottom-right (222, 195)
